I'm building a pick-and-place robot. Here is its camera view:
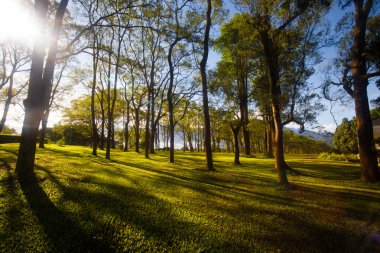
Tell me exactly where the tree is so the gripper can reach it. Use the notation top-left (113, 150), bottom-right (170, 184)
top-left (0, 43), bottom-right (30, 132)
top-left (326, 2), bottom-right (380, 182)
top-left (200, 0), bottom-right (214, 171)
top-left (349, 3), bottom-right (380, 182)
top-left (214, 14), bottom-right (254, 156)
top-left (39, 59), bottom-right (71, 148)
top-left (334, 118), bottom-right (358, 154)
top-left (164, 0), bottom-right (201, 162)
top-left (235, 0), bottom-right (329, 186)
top-left (16, 0), bottom-right (69, 179)
top-left (0, 124), bottom-right (17, 134)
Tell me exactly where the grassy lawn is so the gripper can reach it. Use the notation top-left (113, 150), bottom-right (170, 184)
top-left (1, 143), bottom-right (380, 252)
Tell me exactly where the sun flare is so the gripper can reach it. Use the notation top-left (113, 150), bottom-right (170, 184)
top-left (0, 0), bottom-right (39, 43)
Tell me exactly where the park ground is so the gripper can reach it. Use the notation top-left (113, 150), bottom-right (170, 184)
top-left (1, 143), bottom-right (380, 252)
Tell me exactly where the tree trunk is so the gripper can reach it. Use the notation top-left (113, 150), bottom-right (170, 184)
top-left (149, 96), bottom-right (155, 154)
top-left (197, 117), bottom-right (201, 152)
top-left (135, 108), bottom-right (140, 152)
top-left (167, 38), bottom-right (180, 163)
top-left (260, 31), bottom-right (289, 185)
top-left (226, 131), bottom-right (231, 153)
top-left (105, 107), bottom-right (112, 159)
top-left (187, 131), bottom-right (194, 152)
top-left (100, 92), bottom-right (105, 150)
top-left (200, 0), bottom-right (214, 171)
top-left (39, 109), bottom-right (49, 148)
top-left (155, 123), bottom-right (160, 149)
top-left (111, 121), bottom-right (115, 149)
top-left (239, 81), bottom-right (251, 156)
top-left (0, 73), bottom-right (14, 132)
top-left (124, 101), bottom-right (130, 152)
top-left (268, 117), bottom-right (274, 157)
top-left (150, 121), bottom-right (156, 154)
top-left (263, 123), bottom-right (268, 154)
top-left (212, 134), bottom-right (216, 152)
top-left (145, 92), bottom-right (151, 159)
top-left (16, 0), bottom-right (68, 179)
top-left (105, 44), bottom-right (113, 160)
top-left (91, 35), bottom-right (99, 156)
top-left (351, 0), bottom-right (379, 182)
top-left (183, 128), bottom-right (187, 151)
top-left (231, 126), bottom-right (241, 165)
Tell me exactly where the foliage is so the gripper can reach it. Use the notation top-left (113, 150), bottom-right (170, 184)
top-left (1, 144), bottom-right (380, 252)
top-left (0, 125), bottom-right (17, 135)
top-left (50, 123), bottom-right (91, 146)
top-left (0, 134), bottom-right (20, 144)
top-left (370, 107), bottom-right (380, 120)
top-left (283, 130), bottom-right (331, 154)
top-left (319, 152), bottom-right (359, 162)
top-left (333, 118), bottom-right (358, 154)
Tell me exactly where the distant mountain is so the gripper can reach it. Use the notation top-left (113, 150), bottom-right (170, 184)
top-left (286, 127), bottom-right (334, 146)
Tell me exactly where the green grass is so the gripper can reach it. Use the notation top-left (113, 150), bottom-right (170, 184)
top-left (1, 144), bottom-right (380, 252)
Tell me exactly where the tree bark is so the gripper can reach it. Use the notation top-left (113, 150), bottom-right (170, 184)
top-left (135, 108), bottom-right (140, 152)
top-left (238, 73), bottom-right (251, 156)
top-left (124, 101), bottom-right (130, 152)
top-left (187, 131), bottom-right (194, 152)
top-left (231, 126), bottom-right (241, 165)
top-left (145, 92), bottom-right (151, 159)
top-left (149, 95), bottom-right (155, 154)
top-left (39, 109), bottom-right (49, 148)
top-left (100, 90), bottom-right (105, 150)
top-left (200, 0), bottom-right (214, 171)
top-left (105, 33), bottom-right (114, 160)
top-left (351, 0), bottom-right (379, 182)
top-left (263, 122), bottom-right (268, 154)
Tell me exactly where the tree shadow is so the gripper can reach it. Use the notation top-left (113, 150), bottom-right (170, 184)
top-left (18, 170), bottom-right (112, 252)
top-left (32, 165), bottom-right (243, 252)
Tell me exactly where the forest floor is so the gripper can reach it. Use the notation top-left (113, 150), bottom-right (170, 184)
top-left (1, 143), bottom-right (380, 252)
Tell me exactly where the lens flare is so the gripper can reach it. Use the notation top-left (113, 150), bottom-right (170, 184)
top-left (0, 0), bottom-right (39, 44)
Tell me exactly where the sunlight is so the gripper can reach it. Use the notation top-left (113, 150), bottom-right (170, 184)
top-left (0, 0), bottom-right (38, 43)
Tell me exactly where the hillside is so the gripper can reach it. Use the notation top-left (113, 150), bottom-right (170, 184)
top-left (287, 128), bottom-right (334, 146)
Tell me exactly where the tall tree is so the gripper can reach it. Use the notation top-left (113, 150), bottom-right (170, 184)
top-left (214, 14), bottom-right (254, 156)
top-left (200, 0), bottom-right (214, 171)
top-left (344, 1), bottom-right (379, 182)
top-left (16, 0), bottom-right (69, 179)
top-left (324, 2), bottom-right (380, 182)
top-left (165, 0), bottom-right (199, 163)
top-left (235, 0), bottom-right (329, 186)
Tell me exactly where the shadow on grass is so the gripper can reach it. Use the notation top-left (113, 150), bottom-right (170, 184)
top-left (17, 169), bottom-right (113, 252)
top-left (43, 146), bottom-right (85, 158)
top-left (2, 145), bottom-right (378, 252)
top-left (287, 160), bottom-right (360, 181)
top-left (33, 166), bottom-right (243, 252)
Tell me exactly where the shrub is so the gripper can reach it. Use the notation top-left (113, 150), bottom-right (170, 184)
top-left (319, 152), bottom-right (359, 162)
top-left (0, 134), bottom-right (21, 144)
